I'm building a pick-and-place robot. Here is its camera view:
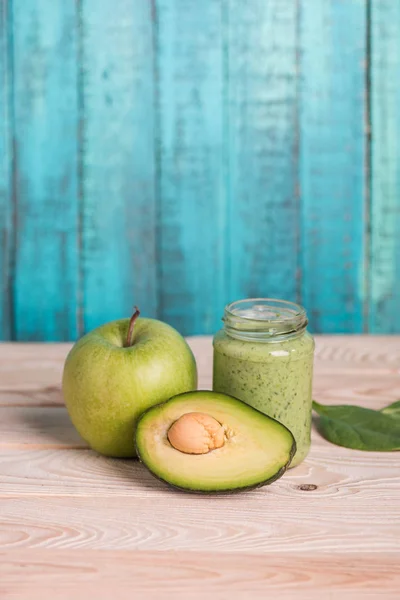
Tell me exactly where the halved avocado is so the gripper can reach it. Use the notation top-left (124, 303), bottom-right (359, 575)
top-left (135, 391), bottom-right (296, 493)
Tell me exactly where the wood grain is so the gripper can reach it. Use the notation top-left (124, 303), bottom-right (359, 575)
top-left (156, 0), bottom-right (226, 335)
top-left (12, 0), bottom-right (79, 341)
top-left (299, 0), bottom-right (367, 333)
top-left (0, 337), bottom-right (400, 598)
top-left (2, 3), bottom-right (400, 338)
top-left (369, 0), bottom-right (400, 332)
top-left (0, 477), bottom-right (398, 552)
top-left (0, 407), bottom-right (87, 449)
top-left (0, 397), bottom-right (397, 449)
top-left (1, 336), bottom-right (400, 401)
top-left (0, 387), bottom-right (64, 407)
top-left (0, 343), bottom-right (69, 411)
top-left (81, 0), bottom-right (157, 332)
top-left (0, 444), bottom-right (399, 499)
top-left (0, 0), bottom-right (12, 341)
top-left (3, 4), bottom-right (400, 339)
top-left (1, 551), bottom-right (399, 600)
top-left (227, 0), bottom-right (298, 302)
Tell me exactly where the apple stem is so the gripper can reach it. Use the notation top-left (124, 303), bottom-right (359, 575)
top-left (125, 306), bottom-right (140, 347)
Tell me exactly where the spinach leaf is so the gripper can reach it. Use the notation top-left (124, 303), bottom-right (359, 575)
top-left (381, 400), bottom-right (400, 419)
top-left (312, 401), bottom-right (400, 451)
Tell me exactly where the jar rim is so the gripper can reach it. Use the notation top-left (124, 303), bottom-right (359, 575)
top-left (225, 298), bottom-right (306, 322)
top-left (223, 298), bottom-right (308, 341)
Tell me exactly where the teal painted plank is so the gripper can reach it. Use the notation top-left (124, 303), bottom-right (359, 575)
top-left (227, 0), bottom-right (298, 304)
top-left (369, 1), bottom-right (400, 332)
top-left (13, 0), bottom-right (79, 341)
top-left (0, 0), bottom-right (12, 340)
top-left (156, 0), bottom-right (226, 335)
top-left (300, 0), bottom-right (367, 333)
top-left (81, 0), bottom-right (157, 333)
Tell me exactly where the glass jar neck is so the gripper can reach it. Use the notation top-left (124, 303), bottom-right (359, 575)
top-left (223, 298), bottom-right (308, 342)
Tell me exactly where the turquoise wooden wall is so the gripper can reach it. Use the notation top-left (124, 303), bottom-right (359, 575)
top-left (0, 0), bottom-right (399, 340)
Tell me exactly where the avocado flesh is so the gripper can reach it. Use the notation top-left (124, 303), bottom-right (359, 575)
top-left (135, 391), bottom-right (296, 493)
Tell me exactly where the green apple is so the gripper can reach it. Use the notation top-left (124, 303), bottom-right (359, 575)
top-left (62, 309), bottom-right (197, 457)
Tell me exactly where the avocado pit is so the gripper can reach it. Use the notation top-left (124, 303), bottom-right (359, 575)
top-left (167, 412), bottom-right (226, 454)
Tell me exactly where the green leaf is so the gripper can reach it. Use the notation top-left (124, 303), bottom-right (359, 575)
top-left (312, 401), bottom-right (400, 451)
top-left (381, 400), bottom-right (400, 419)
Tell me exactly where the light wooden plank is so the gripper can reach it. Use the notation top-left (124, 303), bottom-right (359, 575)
top-left (2, 337), bottom-right (400, 405)
top-left (0, 407), bottom-right (87, 449)
top-left (369, 0), bottom-right (400, 332)
top-left (0, 397), bottom-right (397, 450)
top-left (300, 0), bottom-right (367, 333)
top-left (0, 0), bottom-right (12, 341)
top-left (312, 370), bottom-right (400, 404)
top-left (0, 338), bottom-right (212, 401)
top-left (227, 0), bottom-right (298, 302)
top-left (0, 343), bottom-right (70, 394)
top-left (0, 551), bottom-right (399, 600)
top-left (12, 0), bottom-right (79, 341)
top-left (0, 484), bottom-right (399, 552)
top-left (2, 336), bottom-right (400, 456)
top-left (2, 365), bottom-right (399, 408)
top-left (0, 335), bottom-right (398, 368)
top-left (81, 0), bottom-right (157, 332)
top-left (0, 445), bottom-right (399, 498)
top-left (0, 387), bottom-right (64, 407)
top-left (0, 337), bottom-right (400, 599)
top-left (156, 0), bottom-right (226, 335)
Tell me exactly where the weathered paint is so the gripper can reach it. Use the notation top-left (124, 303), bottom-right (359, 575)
top-left (156, 0), bottom-right (226, 336)
top-left (0, 0), bottom-right (12, 339)
top-left (227, 0), bottom-right (298, 305)
top-left (81, 0), bottom-right (157, 334)
top-left (12, 0), bottom-right (79, 341)
top-left (1, 0), bottom-right (400, 339)
top-left (299, 0), bottom-right (367, 333)
top-left (369, 0), bottom-right (400, 332)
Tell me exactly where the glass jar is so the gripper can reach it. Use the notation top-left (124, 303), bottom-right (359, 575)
top-left (213, 298), bottom-right (315, 467)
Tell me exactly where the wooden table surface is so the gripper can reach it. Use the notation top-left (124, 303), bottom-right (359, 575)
top-left (0, 336), bottom-right (399, 599)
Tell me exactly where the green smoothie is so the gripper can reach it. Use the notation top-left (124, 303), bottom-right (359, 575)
top-left (212, 299), bottom-right (315, 467)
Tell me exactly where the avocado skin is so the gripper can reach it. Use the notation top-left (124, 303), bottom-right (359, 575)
top-left (135, 391), bottom-right (297, 495)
